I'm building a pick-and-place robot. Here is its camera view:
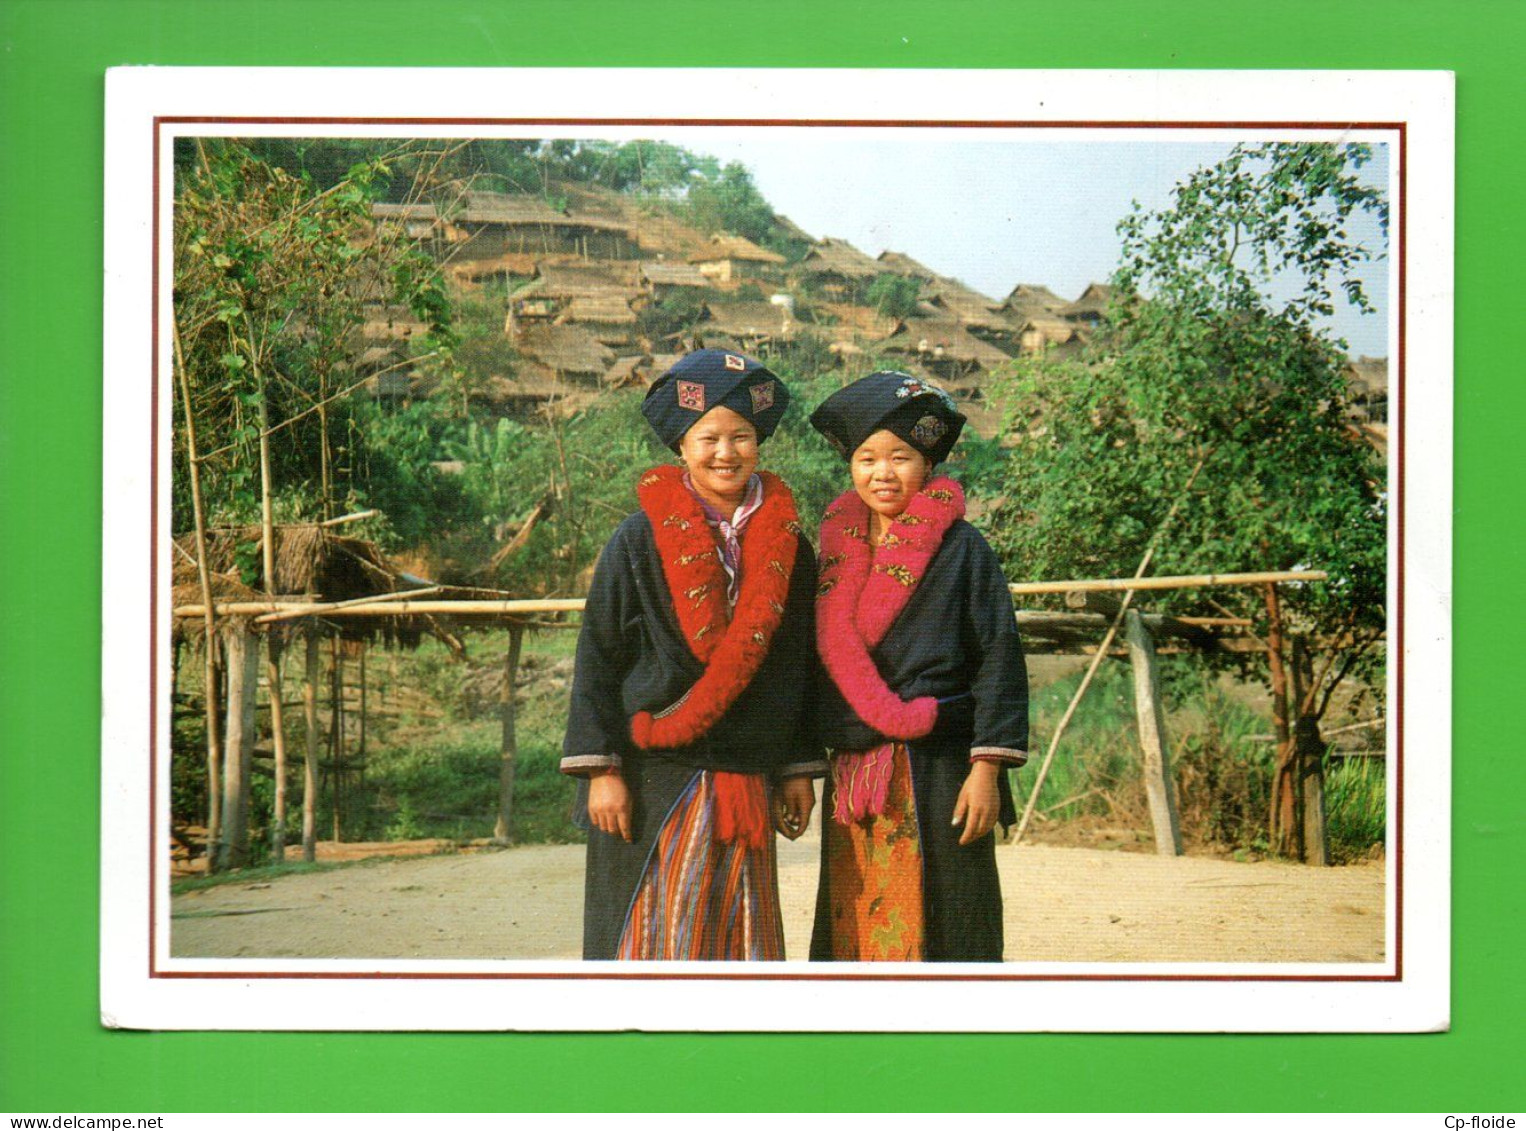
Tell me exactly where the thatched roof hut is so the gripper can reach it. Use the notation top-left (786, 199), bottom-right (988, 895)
top-left (556, 293), bottom-right (638, 327)
top-left (1058, 282), bottom-right (1117, 323)
top-left (798, 237), bottom-right (882, 281)
top-left (876, 250), bottom-right (938, 279)
top-left (515, 324), bottom-right (616, 380)
top-left (700, 300), bottom-right (794, 344)
top-left (640, 261), bottom-right (709, 288)
top-left (921, 280), bottom-right (1008, 331)
top-left (999, 283), bottom-right (1068, 322)
top-left (172, 524), bottom-right (424, 647)
top-left (884, 316), bottom-right (1013, 371)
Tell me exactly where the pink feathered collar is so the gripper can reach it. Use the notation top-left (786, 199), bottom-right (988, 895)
top-left (815, 476), bottom-right (965, 739)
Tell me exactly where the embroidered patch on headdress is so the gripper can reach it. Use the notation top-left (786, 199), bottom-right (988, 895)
top-left (724, 353), bottom-right (747, 372)
top-left (677, 380), bottom-right (706, 411)
top-left (750, 379), bottom-right (776, 413)
top-left (894, 375), bottom-right (958, 413)
top-left (910, 414), bottom-right (947, 448)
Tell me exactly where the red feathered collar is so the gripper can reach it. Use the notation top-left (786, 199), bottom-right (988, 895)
top-left (816, 476), bottom-right (965, 740)
top-left (629, 464), bottom-right (801, 751)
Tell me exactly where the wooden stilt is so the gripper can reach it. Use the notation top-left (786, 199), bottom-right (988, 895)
top-left (330, 638), bottom-right (344, 843)
top-left (1264, 584), bottom-right (1297, 856)
top-left (302, 632), bottom-right (319, 863)
top-left (1292, 636), bottom-right (1330, 865)
top-left (266, 635), bottom-right (289, 861)
top-left (357, 643), bottom-right (367, 791)
top-left (218, 627), bottom-right (258, 869)
top-left (494, 624), bottom-right (525, 846)
top-left (1124, 610), bottom-right (1183, 856)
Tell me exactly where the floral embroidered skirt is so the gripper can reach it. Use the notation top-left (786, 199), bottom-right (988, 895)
top-left (819, 742), bottom-right (925, 961)
top-left (616, 770), bottom-right (785, 961)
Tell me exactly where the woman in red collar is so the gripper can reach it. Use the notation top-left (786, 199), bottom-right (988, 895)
top-left (808, 372), bottom-right (1029, 962)
top-left (561, 349), bottom-right (823, 961)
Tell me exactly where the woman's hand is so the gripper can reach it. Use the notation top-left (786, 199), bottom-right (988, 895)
top-left (774, 776), bottom-right (816, 840)
top-left (952, 761), bottom-right (1001, 846)
top-left (587, 768), bottom-right (633, 842)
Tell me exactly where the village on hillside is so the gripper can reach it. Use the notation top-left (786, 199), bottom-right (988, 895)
top-left (359, 183), bottom-right (1390, 446)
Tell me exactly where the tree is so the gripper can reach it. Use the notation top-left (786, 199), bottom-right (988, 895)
top-left (866, 273), bottom-right (922, 320)
top-left (986, 143), bottom-right (1388, 858)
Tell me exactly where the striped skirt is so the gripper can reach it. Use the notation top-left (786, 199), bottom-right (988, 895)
top-left (616, 770), bottom-right (785, 961)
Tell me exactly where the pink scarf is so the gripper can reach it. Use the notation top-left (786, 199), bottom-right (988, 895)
top-left (816, 477), bottom-right (966, 820)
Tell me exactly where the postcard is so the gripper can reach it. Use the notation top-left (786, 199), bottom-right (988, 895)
top-left (101, 66), bottom-right (1452, 1031)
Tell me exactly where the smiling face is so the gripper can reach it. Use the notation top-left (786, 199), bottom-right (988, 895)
top-left (677, 404), bottom-right (760, 511)
top-left (851, 428), bottom-right (931, 529)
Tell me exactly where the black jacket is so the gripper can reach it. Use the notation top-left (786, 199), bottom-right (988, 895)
top-left (561, 511), bottom-right (822, 776)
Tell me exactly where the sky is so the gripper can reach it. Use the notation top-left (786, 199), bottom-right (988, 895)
top-left (640, 130), bottom-right (1392, 359)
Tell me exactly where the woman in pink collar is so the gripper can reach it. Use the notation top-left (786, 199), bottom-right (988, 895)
top-left (809, 371), bottom-right (1029, 962)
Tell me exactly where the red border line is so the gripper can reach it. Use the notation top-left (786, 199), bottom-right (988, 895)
top-left (149, 115), bottom-right (1406, 985)
top-left (154, 116), bottom-right (1406, 131)
top-left (1393, 121), bottom-right (1407, 982)
top-left (148, 121), bottom-right (162, 978)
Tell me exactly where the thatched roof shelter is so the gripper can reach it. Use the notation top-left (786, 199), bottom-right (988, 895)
top-left (172, 524), bottom-right (425, 646)
top-left (515, 324), bottom-right (616, 378)
top-left (695, 234), bottom-right (787, 265)
top-left (876, 250), bottom-right (938, 279)
top-left (450, 191), bottom-right (632, 234)
top-left (885, 316), bottom-right (1013, 369)
top-left (999, 283), bottom-right (1069, 322)
top-left (700, 300), bottom-right (794, 342)
top-left (523, 262), bottom-right (637, 297)
top-left (922, 280), bottom-right (1008, 331)
top-left (603, 355), bottom-right (646, 388)
top-left (798, 237), bottom-right (882, 280)
top-left (1058, 282), bottom-right (1117, 321)
top-left (556, 293), bottom-right (638, 326)
top-left (773, 214), bottom-right (816, 245)
top-left (640, 261), bottom-right (709, 288)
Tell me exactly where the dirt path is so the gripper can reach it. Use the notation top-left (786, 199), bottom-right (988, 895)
top-left (171, 832), bottom-right (1384, 964)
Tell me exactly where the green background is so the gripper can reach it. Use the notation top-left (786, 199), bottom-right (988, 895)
top-left (1, 0), bottom-right (1517, 1113)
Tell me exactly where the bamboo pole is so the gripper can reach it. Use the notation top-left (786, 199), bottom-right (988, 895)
top-left (253, 586), bottom-right (445, 625)
top-left (1013, 454), bottom-right (1202, 842)
top-left (302, 632), bottom-right (319, 863)
top-left (1015, 456), bottom-right (1207, 845)
top-left (493, 625), bottom-right (525, 846)
top-left (172, 320), bottom-right (223, 870)
top-left (1009, 569), bottom-right (1326, 596)
top-left (176, 598), bottom-right (588, 618)
top-left (319, 509), bottom-right (380, 528)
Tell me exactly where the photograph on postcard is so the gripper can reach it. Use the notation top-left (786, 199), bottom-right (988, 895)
top-left (100, 68), bottom-right (1451, 1031)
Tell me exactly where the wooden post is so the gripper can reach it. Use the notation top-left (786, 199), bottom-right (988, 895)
top-left (493, 624), bottom-right (526, 845)
top-left (266, 635), bottom-right (289, 862)
top-left (357, 643), bottom-right (367, 789)
top-left (1124, 610), bottom-right (1183, 856)
top-left (1263, 583), bottom-right (1297, 856)
top-left (302, 632), bottom-right (320, 863)
top-left (330, 638), bottom-right (344, 843)
top-left (1292, 636), bottom-right (1330, 866)
top-left (218, 626), bottom-right (259, 869)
